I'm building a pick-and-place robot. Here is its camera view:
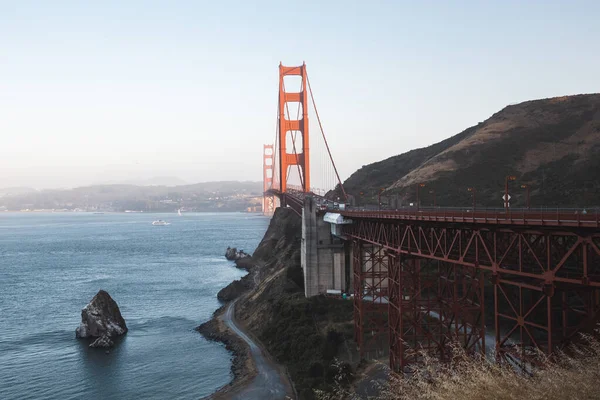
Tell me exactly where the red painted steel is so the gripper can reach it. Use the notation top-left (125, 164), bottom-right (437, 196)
top-left (387, 254), bottom-right (485, 371)
top-left (262, 144), bottom-right (275, 215)
top-left (278, 63), bottom-right (310, 194)
top-left (266, 188), bottom-right (305, 216)
top-left (353, 242), bottom-right (389, 359)
top-left (340, 209), bottom-right (600, 229)
top-left (342, 213), bottom-right (600, 371)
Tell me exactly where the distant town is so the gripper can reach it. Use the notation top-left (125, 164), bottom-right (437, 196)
top-left (0, 181), bottom-right (263, 213)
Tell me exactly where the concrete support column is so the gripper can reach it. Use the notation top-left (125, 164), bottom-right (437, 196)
top-left (302, 196), bottom-right (349, 297)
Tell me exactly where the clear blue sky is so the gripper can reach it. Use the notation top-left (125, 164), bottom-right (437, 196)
top-left (1, 0), bottom-right (598, 188)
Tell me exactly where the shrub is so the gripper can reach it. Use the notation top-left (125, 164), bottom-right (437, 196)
top-left (317, 335), bottom-right (600, 400)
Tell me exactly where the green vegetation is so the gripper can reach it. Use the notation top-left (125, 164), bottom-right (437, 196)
top-left (258, 294), bottom-right (354, 399)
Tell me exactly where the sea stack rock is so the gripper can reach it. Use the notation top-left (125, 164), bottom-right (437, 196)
top-left (225, 247), bottom-right (250, 261)
top-left (76, 290), bottom-right (127, 348)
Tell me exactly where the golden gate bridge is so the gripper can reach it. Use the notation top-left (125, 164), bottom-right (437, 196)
top-left (262, 63), bottom-right (600, 372)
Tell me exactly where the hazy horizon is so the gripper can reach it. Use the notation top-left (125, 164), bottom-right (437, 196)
top-left (2, 1), bottom-right (599, 189)
top-left (0, 174), bottom-right (263, 191)
top-left (0, 165), bottom-right (264, 190)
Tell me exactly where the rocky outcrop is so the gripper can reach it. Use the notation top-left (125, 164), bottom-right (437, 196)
top-left (217, 276), bottom-right (252, 302)
top-left (225, 247), bottom-right (251, 261)
top-left (220, 246), bottom-right (256, 301)
top-left (76, 290), bottom-right (127, 348)
top-left (234, 256), bottom-right (254, 270)
top-left (90, 334), bottom-right (114, 348)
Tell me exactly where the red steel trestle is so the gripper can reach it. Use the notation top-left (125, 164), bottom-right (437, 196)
top-left (353, 241), bottom-right (389, 360)
top-left (348, 219), bottom-right (600, 371)
top-left (387, 256), bottom-right (484, 371)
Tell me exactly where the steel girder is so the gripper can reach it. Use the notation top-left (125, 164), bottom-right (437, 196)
top-left (352, 241), bottom-right (389, 360)
top-left (346, 218), bottom-right (600, 370)
top-left (387, 255), bottom-right (485, 372)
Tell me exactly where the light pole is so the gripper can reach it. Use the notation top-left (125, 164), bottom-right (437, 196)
top-left (468, 187), bottom-right (476, 211)
top-left (416, 183), bottom-right (425, 211)
top-left (429, 190), bottom-right (436, 208)
top-left (505, 175), bottom-right (516, 211)
top-left (521, 184), bottom-right (530, 209)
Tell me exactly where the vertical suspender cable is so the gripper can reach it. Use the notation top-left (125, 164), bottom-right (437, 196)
top-left (306, 72), bottom-right (347, 200)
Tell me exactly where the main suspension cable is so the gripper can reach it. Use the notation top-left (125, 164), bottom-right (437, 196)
top-left (306, 71), bottom-right (347, 200)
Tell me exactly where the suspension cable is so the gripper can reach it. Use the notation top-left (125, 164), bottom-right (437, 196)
top-left (306, 71), bottom-right (347, 200)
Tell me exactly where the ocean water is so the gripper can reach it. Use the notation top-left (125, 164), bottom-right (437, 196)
top-left (0, 212), bottom-right (269, 400)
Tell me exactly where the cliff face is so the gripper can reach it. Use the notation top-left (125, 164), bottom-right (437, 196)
top-left (343, 94), bottom-right (600, 207)
top-left (237, 208), bottom-right (355, 400)
top-left (238, 208), bottom-right (304, 336)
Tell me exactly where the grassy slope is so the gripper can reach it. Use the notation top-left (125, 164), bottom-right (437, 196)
top-left (342, 94), bottom-right (600, 208)
top-left (318, 338), bottom-right (600, 400)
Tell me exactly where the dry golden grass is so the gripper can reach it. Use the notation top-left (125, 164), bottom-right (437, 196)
top-left (317, 335), bottom-right (600, 400)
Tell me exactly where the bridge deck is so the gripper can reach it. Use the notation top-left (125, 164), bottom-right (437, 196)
top-left (268, 189), bottom-right (600, 229)
top-left (341, 208), bottom-right (600, 229)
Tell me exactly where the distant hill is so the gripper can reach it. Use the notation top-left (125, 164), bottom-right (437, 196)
top-left (94, 176), bottom-right (188, 186)
top-left (342, 94), bottom-right (600, 208)
top-left (0, 181), bottom-right (263, 212)
top-left (0, 187), bottom-right (37, 197)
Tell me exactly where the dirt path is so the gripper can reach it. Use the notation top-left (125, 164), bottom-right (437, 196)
top-left (221, 300), bottom-right (294, 400)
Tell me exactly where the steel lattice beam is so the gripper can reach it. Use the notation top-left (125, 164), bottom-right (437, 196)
top-left (353, 241), bottom-right (389, 359)
top-left (345, 218), bottom-right (600, 370)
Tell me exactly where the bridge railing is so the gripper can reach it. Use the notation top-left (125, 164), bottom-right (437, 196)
top-left (274, 190), bottom-right (600, 228)
top-left (340, 206), bottom-right (600, 228)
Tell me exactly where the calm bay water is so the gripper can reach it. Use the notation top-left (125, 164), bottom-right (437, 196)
top-left (0, 212), bottom-right (269, 400)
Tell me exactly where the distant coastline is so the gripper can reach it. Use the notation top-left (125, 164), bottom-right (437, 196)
top-left (2, 209), bottom-right (265, 214)
top-left (0, 181), bottom-right (263, 213)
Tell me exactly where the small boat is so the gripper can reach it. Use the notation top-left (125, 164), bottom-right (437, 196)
top-left (178, 209), bottom-right (182, 216)
top-left (152, 220), bottom-right (170, 226)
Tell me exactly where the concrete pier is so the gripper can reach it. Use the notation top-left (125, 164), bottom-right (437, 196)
top-left (301, 196), bottom-right (349, 297)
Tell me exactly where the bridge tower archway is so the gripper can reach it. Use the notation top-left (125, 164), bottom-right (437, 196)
top-left (278, 63), bottom-right (310, 194)
top-left (262, 144), bottom-right (276, 215)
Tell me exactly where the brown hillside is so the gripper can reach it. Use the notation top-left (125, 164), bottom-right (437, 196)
top-left (343, 93), bottom-right (600, 208)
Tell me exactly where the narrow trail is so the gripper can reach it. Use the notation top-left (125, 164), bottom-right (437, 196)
top-left (222, 300), bottom-right (293, 400)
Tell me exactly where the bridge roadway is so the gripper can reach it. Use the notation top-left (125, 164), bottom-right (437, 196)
top-left (278, 189), bottom-right (599, 228)
top-left (221, 300), bottom-right (292, 400)
top-left (341, 207), bottom-right (600, 228)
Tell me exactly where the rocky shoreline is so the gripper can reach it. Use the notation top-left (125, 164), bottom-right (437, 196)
top-left (215, 256), bottom-right (255, 302)
top-left (197, 208), bottom-right (304, 399)
top-left (195, 250), bottom-right (260, 398)
top-left (195, 305), bottom-right (256, 396)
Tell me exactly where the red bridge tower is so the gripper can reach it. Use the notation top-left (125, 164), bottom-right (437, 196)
top-left (278, 63), bottom-right (310, 193)
top-left (262, 144), bottom-right (275, 215)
